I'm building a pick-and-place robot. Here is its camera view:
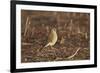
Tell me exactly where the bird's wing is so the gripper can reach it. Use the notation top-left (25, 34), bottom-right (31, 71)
top-left (48, 30), bottom-right (54, 43)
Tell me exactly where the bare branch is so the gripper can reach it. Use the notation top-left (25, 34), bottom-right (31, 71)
top-left (24, 16), bottom-right (30, 36)
top-left (67, 48), bottom-right (81, 59)
top-left (22, 42), bottom-right (33, 45)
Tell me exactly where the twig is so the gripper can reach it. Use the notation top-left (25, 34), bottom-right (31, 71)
top-left (22, 42), bottom-right (33, 45)
top-left (64, 23), bottom-right (67, 29)
top-left (24, 16), bottom-right (29, 36)
top-left (67, 48), bottom-right (81, 59)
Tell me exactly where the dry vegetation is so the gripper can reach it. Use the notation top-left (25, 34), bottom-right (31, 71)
top-left (21, 10), bottom-right (90, 63)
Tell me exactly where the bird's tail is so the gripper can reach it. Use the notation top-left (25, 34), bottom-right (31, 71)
top-left (44, 43), bottom-right (50, 48)
top-left (38, 43), bottom-right (50, 52)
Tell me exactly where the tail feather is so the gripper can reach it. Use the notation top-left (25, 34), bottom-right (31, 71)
top-left (38, 43), bottom-right (50, 52)
top-left (44, 43), bottom-right (50, 48)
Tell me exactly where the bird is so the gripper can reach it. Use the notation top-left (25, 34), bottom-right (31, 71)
top-left (44, 28), bottom-right (58, 48)
top-left (38, 28), bottom-right (58, 52)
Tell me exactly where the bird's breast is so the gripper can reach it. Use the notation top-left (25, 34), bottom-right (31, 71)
top-left (51, 32), bottom-right (57, 44)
